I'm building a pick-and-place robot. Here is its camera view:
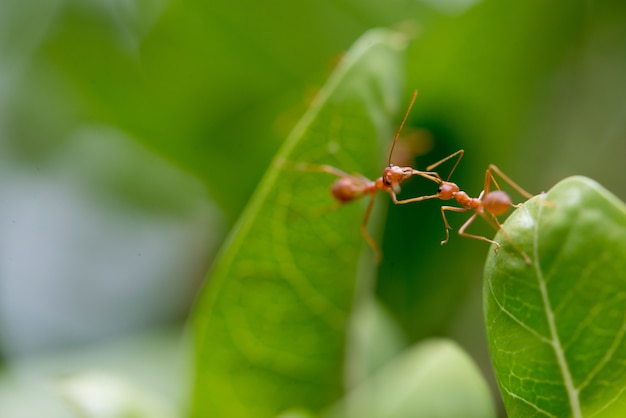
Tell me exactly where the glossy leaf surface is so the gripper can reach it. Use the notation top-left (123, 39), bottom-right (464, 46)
top-left (485, 176), bottom-right (626, 418)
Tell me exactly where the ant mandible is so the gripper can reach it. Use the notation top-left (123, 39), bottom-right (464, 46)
top-left (391, 149), bottom-right (535, 264)
top-left (300, 90), bottom-right (440, 261)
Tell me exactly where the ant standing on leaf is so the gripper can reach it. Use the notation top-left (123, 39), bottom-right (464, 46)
top-left (297, 90), bottom-right (440, 261)
top-left (391, 149), bottom-right (536, 264)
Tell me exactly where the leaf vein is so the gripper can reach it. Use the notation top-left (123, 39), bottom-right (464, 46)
top-left (589, 384), bottom-right (626, 418)
top-left (501, 385), bottom-right (559, 418)
top-left (488, 277), bottom-right (551, 344)
top-left (273, 187), bottom-right (347, 329)
top-left (578, 308), bottom-right (626, 392)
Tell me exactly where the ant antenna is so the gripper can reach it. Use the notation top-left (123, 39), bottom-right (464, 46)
top-left (388, 90), bottom-right (418, 166)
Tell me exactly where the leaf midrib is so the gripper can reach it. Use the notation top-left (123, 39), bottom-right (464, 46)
top-left (533, 195), bottom-right (582, 418)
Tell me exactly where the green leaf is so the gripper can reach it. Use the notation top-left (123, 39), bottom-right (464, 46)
top-left (484, 176), bottom-right (626, 418)
top-left (191, 29), bottom-right (407, 418)
top-left (324, 339), bottom-right (496, 418)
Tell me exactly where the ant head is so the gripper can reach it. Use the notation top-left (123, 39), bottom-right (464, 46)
top-left (437, 182), bottom-right (459, 200)
top-left (382, 165), bottom-right (412, 191)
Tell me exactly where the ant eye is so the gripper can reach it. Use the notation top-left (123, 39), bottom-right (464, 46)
top-left (438, 187), bottom-right (442, 192)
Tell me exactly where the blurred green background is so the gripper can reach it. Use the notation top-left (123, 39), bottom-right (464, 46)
top-left (1, 0), bottom-right (625, 416)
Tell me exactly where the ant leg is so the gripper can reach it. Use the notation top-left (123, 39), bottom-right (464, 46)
top-left (457, 212), bottom-right (501, 250)
top-left (486, 164), bottom-right (534, 200)
top-left (385, 169), bottom-right (442, 204)
top-left (484, 213), bottom-right (532, 264)
top-left (483, 169), bottom-right (497, 195)
top-left (458, 212), bottom-right (532, 265)
top-left (410, 170), bottom-right (443, 183)
top-left (291, 162), bottom-right (353, 178)
top-left (390, 191), bottom-right (440, 205)
top-left (360, 193), bottom-right (382, 263)
top-left (425, 150), bottom-right (465, 181)
top-left (440, 206), bottom-right (471, 245)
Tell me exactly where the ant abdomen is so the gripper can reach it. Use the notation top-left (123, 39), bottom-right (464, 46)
top-left (331, 177), bottom-right (363, 203)
top-left (482, 190), bottom-right (512, 216)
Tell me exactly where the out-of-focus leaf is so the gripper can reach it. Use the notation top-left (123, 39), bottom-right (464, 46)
top-left (7, 0), bottom-right (430, 217)
top-left (191, 29), bottom-right (407, 417)
top-left (325, 339), bottom-right (496, 418)
top-left (343, 297), bottom-right (407, 389)
top-left (59, 371), bottom-right (177, 418)
top-left (485, 176), bottom-right (626, 417)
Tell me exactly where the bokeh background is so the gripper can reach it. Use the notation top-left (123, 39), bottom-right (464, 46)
top-left (1, 0), bottom-right (625, 416)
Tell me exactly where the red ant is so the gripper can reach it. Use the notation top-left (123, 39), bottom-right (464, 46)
top-left (391, 149), bottom-right (535, 264)
top-left (298, 90), bottom-right (439, 261)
